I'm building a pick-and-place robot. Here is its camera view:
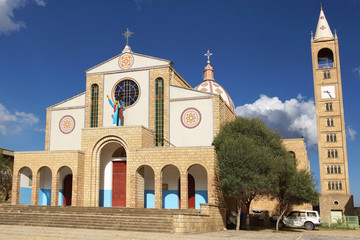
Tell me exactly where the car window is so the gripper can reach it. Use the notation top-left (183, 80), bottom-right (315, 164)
top-left (299, 212), bottom-right (306, 217)
top-left (288, 212), bottom-right (298, 217)
top-left (307, 212), bottom-right (316, 217)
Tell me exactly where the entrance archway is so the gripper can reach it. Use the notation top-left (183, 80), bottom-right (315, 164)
top-left (64, 174), bottom-right (73, 206)
top-left (161, 165), bottom-right (180, 209)
top-left (38, 166), bottom-right (52, 206)
top-left (188, 164), bottom-right (208, 209)
top-left (136, 165), bottom-right (155, 208)
top-left (99, 142), bottom-right (127, 207)
top-left (18, 167), bottom-right (32, 205)
top-left (57, 166), bottom-right (73, 206)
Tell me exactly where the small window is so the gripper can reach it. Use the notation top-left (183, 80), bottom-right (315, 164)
top-left (299, 212), bottom-right (306, 217)
top-left (327, 166), bottom-right (330, 174)
top-left (335, 150), bottom-right (338, 158)
top-left (324, 71), bottom-right (331, 79)
top-left (330, 166), bottom-right (334, 174)
top-left (338, 166), bottom-right (341, 174)
top-left (328, 182), bottom-right (331, 190)
top-left (326, 103), bottom-right (333, 112)
top-left (339, 182), bottom-right (342, 190)
top-left (327, 118), bottom-right (334, 127)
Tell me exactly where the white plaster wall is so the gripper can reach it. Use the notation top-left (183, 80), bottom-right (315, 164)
top-left (188, 165), bottom-right (207, 191)
top-left (52, 93), bottom-right (85, 109)
top-left (49, 108), bottom-right (85, 151)
top-left (170, 86), bottom-right (211, 99)
top-left (103, 71), bottom-right (149, 128)
top-left (162, 166), bottom-right (180, 190)
top-left (169, 98), bottom-right (214, 147)
top-left (39, 167), bottom-right (52, 189)
top-left (20, 168), bottom-right (32, 188)
top-left (87, 53), bottom-right (170, 74)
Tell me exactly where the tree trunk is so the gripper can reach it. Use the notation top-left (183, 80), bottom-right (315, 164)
top-left (276, 209), bottom-right (287, 232)
top-left (236, 198), bottom-right (242, 231)
top-left (244, 201), bottom-right (251, 229)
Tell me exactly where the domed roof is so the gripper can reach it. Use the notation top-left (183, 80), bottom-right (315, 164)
top-left (195, 79), bottom-right (235, 112)
top-left (195, 51), bottom-right (235, 111)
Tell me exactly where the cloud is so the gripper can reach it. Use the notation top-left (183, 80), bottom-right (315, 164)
top-left (0, 102), bottom-right (39, 135)
top-left (353, 66), bottom-right (360, 76)
top-left (0, 0), bottom-right (46, 36)
top-left (347, 126), bottom-right (357, 140)
top-left (132, 0), bottom-right (152, 10)
top-left (235, 94), bottom-right (318, 148)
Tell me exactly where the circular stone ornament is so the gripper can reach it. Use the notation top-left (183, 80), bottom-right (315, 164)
top-left (119, 53), bottom-right (134, 69)
top-left (59, 115), bottom-right (75, 134)
top-left (181, 108), bottom-right (201, 128)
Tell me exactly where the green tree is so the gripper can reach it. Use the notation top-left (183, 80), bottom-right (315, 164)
top-left (0, 153), bottom-right (13, 202)
top-left (213, 117), bottom-right (285, 230)
top-left (274, 164), bottom-right (319, 231)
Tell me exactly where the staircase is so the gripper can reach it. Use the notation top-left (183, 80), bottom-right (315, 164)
top-left (0, 204), bottom-right (204, 233)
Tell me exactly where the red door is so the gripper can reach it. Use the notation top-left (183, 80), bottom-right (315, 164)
top-left (188, 174), bottom-right (195, 209)
top-left (112, 161), bottom-right (126, 207)
top-left (63, 174), bottom-right (72, 206)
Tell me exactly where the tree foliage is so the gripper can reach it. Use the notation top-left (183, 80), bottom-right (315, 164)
top-left (0, 153), bottom-right (13, 202)
top-left (214, 117), bottom-right (287, 230)
top-left (214, 117), bottom-right (318, 231)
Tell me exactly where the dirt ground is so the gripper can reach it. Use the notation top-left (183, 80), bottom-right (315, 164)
top-left (0, 225), bottom-right (359, 240)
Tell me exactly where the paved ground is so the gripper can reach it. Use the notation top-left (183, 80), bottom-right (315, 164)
top-left (0, 225), bottom-right (359, 240)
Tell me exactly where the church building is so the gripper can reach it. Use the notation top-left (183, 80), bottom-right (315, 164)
top-left (11, 29), bottom-right (237, 210)
top-left (11, 7), bottom-right (351, 228)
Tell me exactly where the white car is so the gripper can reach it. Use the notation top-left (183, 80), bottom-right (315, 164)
top-left (279, 210), bottom-right (322, 230)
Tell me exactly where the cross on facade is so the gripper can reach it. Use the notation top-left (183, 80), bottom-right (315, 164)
top-left (122, 28), bottom-right (134, 46)
top-left (204, 50), bottom-right (213, 64)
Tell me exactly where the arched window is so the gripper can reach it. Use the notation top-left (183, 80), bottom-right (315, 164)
top-left (318, 48), bottom-right (334, 69)
top-left (91, 84), bottom-right (99, 128)
top-left (155, 78), bottom-right (164, 146)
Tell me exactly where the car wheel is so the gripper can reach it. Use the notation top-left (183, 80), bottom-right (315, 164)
top-left (304, 222), bottom-right (314, 230)
top-left (278, 221), bottom-right (284, 229)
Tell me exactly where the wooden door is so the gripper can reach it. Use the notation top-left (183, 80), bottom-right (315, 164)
top-left (112, 161), bottom-right (126, 207)
top-left (63, 174), bottom-right (72, 206)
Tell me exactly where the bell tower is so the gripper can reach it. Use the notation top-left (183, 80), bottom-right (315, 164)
top-left (311, 7), bottom-right (354, 220)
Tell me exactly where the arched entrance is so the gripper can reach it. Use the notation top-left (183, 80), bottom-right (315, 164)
top-left (63, 174), bottom-right (73, 206)
top-left (57, 166), bottom-right (73, 206)
top-left (161, 165), bottom-right (180, 209)
top-left (18, 167), bottom-right (32, 205)
top-left (188, 164), bottom-right (208, 209)
top-left (188, 174), bottom-right (195, 209)
top-left (38, 166), bottom-right (52, 206)
top-left (99, 142), bottom-right (127, 207)
top-left (136, 165), bottom-right (155, 208)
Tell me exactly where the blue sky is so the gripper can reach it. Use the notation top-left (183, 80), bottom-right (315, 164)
top-left (0, 0), bottom-right (359, 206)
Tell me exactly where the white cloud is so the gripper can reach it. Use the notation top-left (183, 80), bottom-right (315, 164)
top-left (353, 66), bottom-right (360, 76)
top-left (0, 0), bottom-right (46, 36)
top-left (0, 102), bottom-right (39, 134)
top-left (132, 0), bottom-right (152, 10)
top-left (347, 126), bottom-right (357, 140)
top-left (235, 94), bottom-right (318, 147)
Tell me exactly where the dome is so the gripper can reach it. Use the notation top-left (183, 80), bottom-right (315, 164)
top-left (194, 58), bottom-right (235, 111)
top-left (195, 79), bottom-right (235, 112)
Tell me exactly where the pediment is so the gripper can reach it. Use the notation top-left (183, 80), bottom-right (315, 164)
top-left (51, 92), bottom-right (85, 109)
top-left (86, 52), bottom-right (172, 74)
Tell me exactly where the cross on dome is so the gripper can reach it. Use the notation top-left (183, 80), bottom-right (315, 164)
top-left (204, 50), bottom-right (213, 64)
top-left (122, 28), bottom-right (134, 46)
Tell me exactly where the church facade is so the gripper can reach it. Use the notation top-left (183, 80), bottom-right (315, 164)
top-left (14, 9), bottom-right (353, 224)
top-left (11, 40), bottom-right (238, 210)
